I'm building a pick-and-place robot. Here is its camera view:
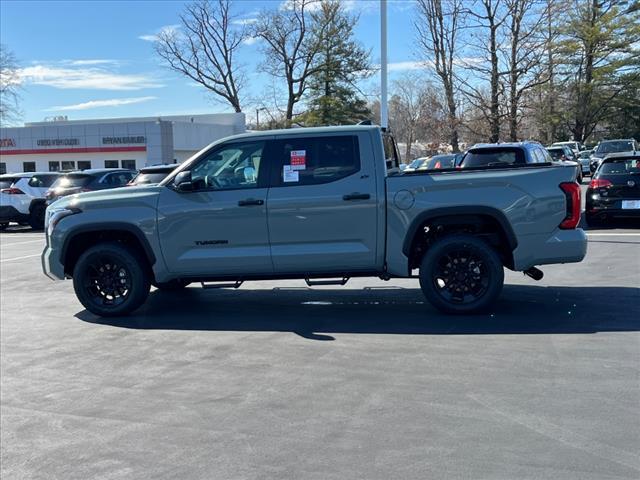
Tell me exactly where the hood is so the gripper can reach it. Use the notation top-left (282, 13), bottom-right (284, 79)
top-left (50, 185), bottom-right (163, 212)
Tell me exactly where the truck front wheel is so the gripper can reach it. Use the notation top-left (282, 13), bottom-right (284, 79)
top-left (419, 234), bottom-right (504, 314)
top-left (73, 242), bottom-right (150, 317)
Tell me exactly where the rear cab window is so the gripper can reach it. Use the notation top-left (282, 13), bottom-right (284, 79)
top-left (382, 133), bottom-right (400, 171)
top-left (270, 135), bottom-right (360, 187)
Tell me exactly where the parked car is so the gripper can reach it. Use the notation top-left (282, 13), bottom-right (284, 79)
top-left (403, 157), bottom-right (430, 172)
top-left (0, 172), bottom-right (60, 229)
top-left (547, 146), bottom-right (583, 182)
top-left (585, 152), bottom-right (640, 226)
top-left (419, 153), bottom-right (463, 170)
top-left (458, 142), bottom-right (552, 169)
top-left (46, 168), bottom-right (136, 204)
top-left (128, 164), bottom-right (179, 186)
top-left (552, 141), bottom-right (583, 156)
top-left (590, 139), bottom-right (638, 173)
top-left (42, 125), bottom-right (586, 317)
top-left (578, 149), bottom-right (594, 176)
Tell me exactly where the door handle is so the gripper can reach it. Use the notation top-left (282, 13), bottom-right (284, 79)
top-left (238, 199), bottom-right (264, 207)
top-left (343, 193), bottom-right (371, 201)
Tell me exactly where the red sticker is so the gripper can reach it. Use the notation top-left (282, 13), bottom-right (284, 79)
top-left (290, 150), bottom-right (306, 170)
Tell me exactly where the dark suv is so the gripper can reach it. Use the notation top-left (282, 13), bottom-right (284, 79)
top-left (585, 152), bottom-right (640, 226)
top-left (460, 142), bottom-right (552, 168)
top-left (46, 168), bottom-right (136, 204)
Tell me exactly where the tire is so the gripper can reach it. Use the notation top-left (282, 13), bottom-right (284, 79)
top-left (28, 204), bottom-right (46, 230)
top-left (73, 242), bottom-right (150, 317)
top-left (419, 234), bottom-right (504, 314)
top-left (153, 279), bottom-right (191, 291)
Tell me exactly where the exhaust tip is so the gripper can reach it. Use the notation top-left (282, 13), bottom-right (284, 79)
top-left (524, 267), bottom-right (544, 281)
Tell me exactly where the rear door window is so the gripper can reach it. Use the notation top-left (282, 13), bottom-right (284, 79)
top-left (270, 135), bottom-right (360, 187)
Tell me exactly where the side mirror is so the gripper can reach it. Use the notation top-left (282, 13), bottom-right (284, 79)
top-left (174, 171), bottom-right (194, 192)
top-left (243, 166), bottom-right (256, 183)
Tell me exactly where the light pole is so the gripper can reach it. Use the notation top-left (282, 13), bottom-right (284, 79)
top-left (256, 107), bottom-right (267, 129)
top-left (380, 0), bottom-right (388, 130)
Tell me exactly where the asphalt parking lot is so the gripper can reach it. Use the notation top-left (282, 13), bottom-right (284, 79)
top-left (1, 192), bottom-right (639, 479)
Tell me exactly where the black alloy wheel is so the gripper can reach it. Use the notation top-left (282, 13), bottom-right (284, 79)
top-left (419, 234), bottom-right (504, 314)
top-left (73, 242), bottom-right (150, 317)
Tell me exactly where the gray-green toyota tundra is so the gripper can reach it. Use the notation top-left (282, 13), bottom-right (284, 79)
top-left (42, 125), bottom-right (587, 317)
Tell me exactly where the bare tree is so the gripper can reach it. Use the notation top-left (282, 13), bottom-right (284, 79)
top-left (254, 0), bottom-right (332, 126)
top-left (501, 0), bottom-right (548, 140)
top-left (154, 0), bottom-right (246, 112)
top-left (460, 0), bottom-right (510, 142)
top-left (415, 0), bottom-right (464, 152)
top-left (390, 74), bottom-right (447, 161)
top-left (0, 44), bottom-right (21, 125)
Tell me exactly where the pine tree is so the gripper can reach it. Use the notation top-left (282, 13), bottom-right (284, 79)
top-left (298, 1), bottom-right (371, 126)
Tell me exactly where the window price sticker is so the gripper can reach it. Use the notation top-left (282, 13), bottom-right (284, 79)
top-left (290, 150), bottom-right (306, 170)
top-left (283, 165), bottom-right (299, 182)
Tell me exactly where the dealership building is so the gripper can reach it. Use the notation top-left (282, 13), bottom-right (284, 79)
top-left (0, 113), bottom-right (246, 174)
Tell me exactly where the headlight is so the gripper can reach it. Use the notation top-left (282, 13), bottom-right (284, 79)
top-left (45, 207), bottom-right (81, 236)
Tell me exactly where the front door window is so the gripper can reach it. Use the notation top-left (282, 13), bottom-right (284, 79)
top-left (189, 142), bottom-right (265, 191)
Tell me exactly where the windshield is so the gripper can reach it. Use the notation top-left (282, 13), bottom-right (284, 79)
top-left (461, 148), bottom-right (524, 168)
top-left (408, 159), bottom-right (424, 169)
top-left (52, 174), bottom-right (92, 188)
top-left (547, 149), bottom-right (565, 161)
top-left (596, 141), bottom-right (635, 155)
top-left (599, 159), bottom-right (640, 175)
top-left (0, 178), bottom-right (20, 189)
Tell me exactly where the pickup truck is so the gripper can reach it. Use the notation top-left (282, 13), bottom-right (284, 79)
top-left (42, 125), bottom-right (587, 317)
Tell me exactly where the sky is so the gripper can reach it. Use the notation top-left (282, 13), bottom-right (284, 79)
top-left (0, 0), bottom-right (422, 125)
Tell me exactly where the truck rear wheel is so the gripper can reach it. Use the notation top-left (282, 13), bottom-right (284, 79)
top-left (73, 242), bottom-right (150, 317)
top-left (419, 234), bottom-right (504, 314)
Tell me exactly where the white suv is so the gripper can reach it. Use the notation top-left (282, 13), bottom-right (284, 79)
top-left (0, 172), bottom-right (61, 230)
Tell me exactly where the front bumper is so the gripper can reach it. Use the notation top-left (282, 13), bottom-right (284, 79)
top-left (41, 235), bottom-right (66, 280)
top-left (513, 228), bottom-right (588, 271)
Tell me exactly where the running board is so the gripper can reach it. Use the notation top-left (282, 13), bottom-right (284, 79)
top-left (304, 277), bottom-right (349, 287)
top-left (200, 281), bottom-right (243, 289)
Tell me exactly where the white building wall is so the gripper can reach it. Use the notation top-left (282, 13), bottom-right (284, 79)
top-left (0, 113), bottom-right (246, 173)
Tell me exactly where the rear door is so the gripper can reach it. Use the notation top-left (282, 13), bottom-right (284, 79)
top-left (266, 132), bottom-right (379, 274)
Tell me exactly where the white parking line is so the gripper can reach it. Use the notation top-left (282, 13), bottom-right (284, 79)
top-left (586, 233), bottom-right (640, 236)
top-left (0, 239), bottom-right (45, 246)
top-left (0, 253), bottom-right (41, 263)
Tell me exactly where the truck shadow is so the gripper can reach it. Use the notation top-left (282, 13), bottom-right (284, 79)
top-left (75, 284), bottom-right (640, 341)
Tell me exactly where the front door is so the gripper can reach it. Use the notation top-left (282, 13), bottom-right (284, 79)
top-left (157, 139), bottom-right (273, 276)
top-left (266, 133), bottom-right (379, 274)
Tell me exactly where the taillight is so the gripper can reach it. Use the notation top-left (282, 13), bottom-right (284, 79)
top-left (0, 187), bottom-right (25, 195)
top-left (559, 182), bottom-right (581, 229)
top-left (589, 178), bottom-right (612, 189)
